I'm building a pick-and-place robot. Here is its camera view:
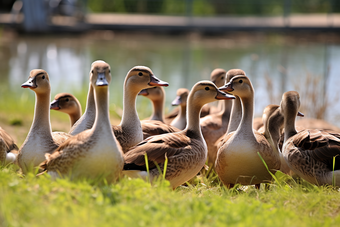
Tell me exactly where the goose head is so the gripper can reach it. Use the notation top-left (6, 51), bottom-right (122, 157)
top-left (226, 69), bottom-right (247, 83)
top-left (210, 68), bottom-right (227, 88)
top-left (21, 69), bottom-right (50, 94)
top-left (90, 60), bottom-right (112, 88)
top-left (125, 66), bottom-right (168, 93)
top-left (172, 88), bottom-right (189, 107)
top-left (219, 75), bottom-right (253, 99)
top-left (189, 81), bottom-right (235, 107)
top-left (280, 91), bottom-right (304, 119)
top-left (50, 93), bottom-right (79, 114)
top-left (138, 86), bottom-right (165, 103)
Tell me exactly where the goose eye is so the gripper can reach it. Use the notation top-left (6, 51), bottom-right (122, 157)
top-left (221, 77), bottom-right (224, 80)
top-left (205, 87), bottom-right (210, 91)
top-left (42, 75), bottom-right (45, 79)
top-left (239, 79), bottom-right (243, 84)
top-left (108, 70), bottom-right (111, 73)
top-left (65, 98), bottom-right (69, 102)
top-left (138, 72), bottom-right (143, 76)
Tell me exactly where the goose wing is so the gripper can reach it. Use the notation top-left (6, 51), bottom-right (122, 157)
top-left (294, 129), bottom-right (340, 170)
top-left (124, 131), bottom-right (190, 170)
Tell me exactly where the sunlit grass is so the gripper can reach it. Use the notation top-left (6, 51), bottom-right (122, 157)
top-left (0, 164), bottom-right (339, 227)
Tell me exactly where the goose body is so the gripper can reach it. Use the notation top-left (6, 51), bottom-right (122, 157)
top-left (216, 73), bottom-right (281, 187)
top-left (18, 69), bottom-right (71, 173)
top-left (50, 93), bottom-right (82, 127)
top-left (281, 91), bottom-right (340, 186)
top-left (123, 81), bottom-right (235, 189)
top-left (0, 127), bottom-right (18, 165)
top-left (39, 60), bottom-right (124, 182)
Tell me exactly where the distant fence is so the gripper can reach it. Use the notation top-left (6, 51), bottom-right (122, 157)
top-left (2, 0), bottom-right (340, 32)
top-left (87, 0), bottom-right (340, 16)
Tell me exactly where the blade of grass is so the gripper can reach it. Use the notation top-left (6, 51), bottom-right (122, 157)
top-left (144, 153), bottom-right (150, 183)
top-left (257, 152), bottom-right (281, 188)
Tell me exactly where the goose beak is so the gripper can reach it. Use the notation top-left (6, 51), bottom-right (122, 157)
top-left (50, 99), bottom-right (60, 110)
top-left (138, 89), bottom-right (149, 96)
top-left (21, 77), bottom-right (37, 89)
top-left (215, 90), bottom-right (235, 100)
top-left (218, 81), bottom-right (233, 92)
top-left (171, 96), bottom-right (182, 106)
top-left (96, 73), bottom-right (109, 86)
top-left (297, 111), bottom-right (304, 117)
top-left (149, 74), bottom-right (169, 87)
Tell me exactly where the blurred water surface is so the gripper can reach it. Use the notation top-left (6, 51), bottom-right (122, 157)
top-left (0, 31), bottom-right (340, 126)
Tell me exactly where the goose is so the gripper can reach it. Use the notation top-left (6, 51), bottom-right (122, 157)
top-left (18, 69), bottom-right (71, 174)
top-left (50, 93), bottom-right (82, 127)
top-left (138, 87), bottom-right (180, 139)
top-left (169, 88), bottom-right (189, 130)
top-left (215, 74), bottom-right (281, 188)
top-left (200, 69), bottom-right (234, 168)
top-left (39, 62), bottom-right (124, 183)
top-left (138, 86), bottom-right (165, 122)
top-left (113, 66), bottom-right (169, 153)
top-left (281, 91), bottom-right (340, 186)
top-left (0, 127), bottom-right (18, 165)
top-left (123, 81), bottom-right (235, 189)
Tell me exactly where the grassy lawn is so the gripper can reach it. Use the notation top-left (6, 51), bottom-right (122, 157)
top-left (0, 165), bottom-right (339, 227)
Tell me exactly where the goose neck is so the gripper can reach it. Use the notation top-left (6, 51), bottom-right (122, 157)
top-left (227, 96), bottom-right (242, 134)
top-left (120, 85), bottom-right (141, 128)
top-left (83, 83), bottom-right (95, 116)
top-left (150, 99), bottom-right (164, 122)
top-left (221, 99), bottom-right (232, 119)
top-left (267, 112), bottom-right (284, 154)
top-left (237, 95), bottom-right (255, 135)
top-left (283, 112), bottom-right (298, 142)
top-left (29, 91), bottom-right (53, 137)
top-left (93, 87), bottom-right (112, 132)
top-left (185, 96), bottom-right (203, 135)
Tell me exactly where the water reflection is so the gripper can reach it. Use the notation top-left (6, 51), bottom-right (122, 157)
top-left (0, 31), bottom-right (340, 126)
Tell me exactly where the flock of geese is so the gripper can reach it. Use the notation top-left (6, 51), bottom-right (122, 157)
top-left (1, 60), bottom-right (340, 189)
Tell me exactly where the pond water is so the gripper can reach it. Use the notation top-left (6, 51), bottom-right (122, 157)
top-left (1, 30), bottom-right (340, 126)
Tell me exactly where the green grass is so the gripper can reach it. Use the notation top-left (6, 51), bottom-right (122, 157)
top-left (0, 164), bottom-right (339, 227)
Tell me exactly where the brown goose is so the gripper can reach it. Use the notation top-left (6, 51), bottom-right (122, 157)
top-left (216, 74), bottom-right (281, 188)
top-left (138, 86), bottom-right (165, 122)
top-left (123, 81), bottom-right (235, 189)
top-left (50, 93), bottom-right (82, 127)
top-left (281, 91), bottom-right (340, 186)
top-left (114, 66), bottom-right (169, 153)
top-left (18, 69), bottom-right (71, 174)
top-left (39, 61), bottom-right (124, 182)
top-left (0, 127), bottom-right (18, 165)
top-left (138, 87), bottom-right (180, 139)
